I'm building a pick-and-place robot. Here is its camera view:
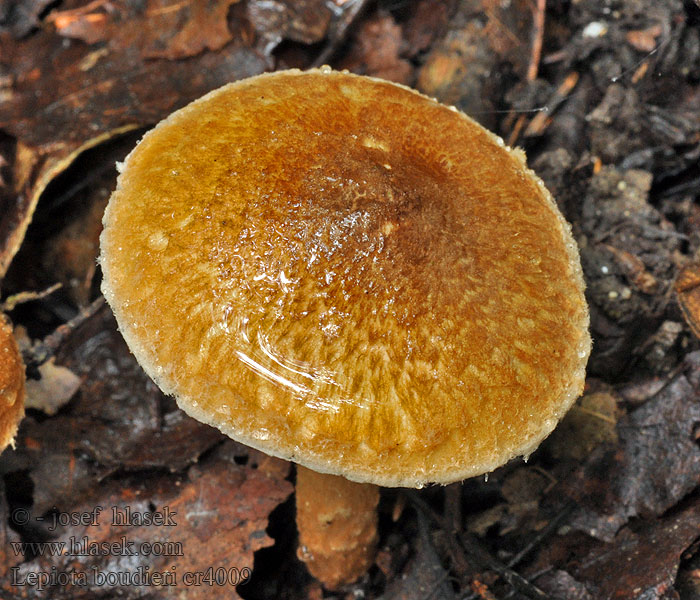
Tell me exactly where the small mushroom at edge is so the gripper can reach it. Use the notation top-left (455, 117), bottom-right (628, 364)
top-left (100, 68), bottom-right (590, 589)
top-left (0, 314), bottom-right (25, 453)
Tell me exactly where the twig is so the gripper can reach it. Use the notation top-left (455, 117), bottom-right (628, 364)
top-left (507, 71), bottom-right (579, 146)
top-left (408, 493), bottom-right (475, 581)
top-left (457, 530), bottom-right (554, 600)
top-left (311, 0), bottom-right (371, 68)
top-left (506, 502), bottom-right (575, 569)
top-left (408, 492), bottom-right (559, 600)
top-left (506, 115), bottom-right (528, 148)
top-left (527, 0), bottom-right (547, 82)
top-left (1, 283), bottom-right (62, 312)
top-left (524, 71), bottom-right (579, 137)
top-left (23, 296), bottom-right (105, 370)
top-left (416, 510), bottom-right (458, 600)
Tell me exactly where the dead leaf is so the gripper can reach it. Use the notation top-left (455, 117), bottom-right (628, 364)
top-left (48, 0), bottom-right (243, 60)
top-left (565, 373), bottom-right (700, 540)
top-left (545, 392), bottom-right (620, 462)
top-left (247, 0), bottom-right (332, 52)
top-left (383, 511), bottom-right (455, 600)
top-left (534, 570), bottom-right (593, 600)
top-left (2, 417), bottom-right (112, 521)
top-left (5, 453), bottom-right (292, 599)
top-left (338, 11), bottom-right (413, 84)
top-left (0, 0), bottom-right (361, 278)
top-left (574, 498), bottom-right (700, 600)
top-left (468, 467), bottom-right (550, 538)
top-left (402, 0), bottom-right (453, 57)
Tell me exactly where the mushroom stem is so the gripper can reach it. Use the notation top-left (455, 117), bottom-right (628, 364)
top-left (295, 466), bottom-right (379, 588)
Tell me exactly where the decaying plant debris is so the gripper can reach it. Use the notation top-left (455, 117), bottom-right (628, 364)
top-left (0, 0), bottom-right (699, 598)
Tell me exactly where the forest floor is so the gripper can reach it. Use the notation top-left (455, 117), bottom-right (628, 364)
top-left (1, 0), bottom-right (700, 598)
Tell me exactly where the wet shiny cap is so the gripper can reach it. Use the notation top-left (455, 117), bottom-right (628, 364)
top-left (100, 68), bottom-right (590, 487)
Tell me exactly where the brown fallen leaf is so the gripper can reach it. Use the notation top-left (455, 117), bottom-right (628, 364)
top-left (4, 452), bottom-right (293, 599)
top-left (467, 467), bottom-right (551, 539)
top-left (574, 497), bottom-right (700, 600)
top-left (0, 0), bottom-right (357, 278)
top-left (338, 11), bottom-right (413, 84)
top-left (401, 0), bottom-right (453, 58)
top-left (545, 392), bottom-right (620, 462)
top-left (48, 0), bottom-right (243, 60)
top-left (534, 570), bottom-right (593, 600)
top-left (382, 511), bottom-right (456, 600)
top-left (247, 0), bottom-right (332, 53)
top-left (565, 372), bottom-right (700, 540)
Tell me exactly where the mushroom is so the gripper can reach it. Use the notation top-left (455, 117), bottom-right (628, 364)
top-left (0, 314), bottom-right (25, 452)
top-left (100, 68), bottom-right (590, 588)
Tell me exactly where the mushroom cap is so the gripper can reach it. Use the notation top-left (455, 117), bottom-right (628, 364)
top-left (0, 315), bottom-right (25, 451)
top-left (100, 69), bottom-right (590, 487)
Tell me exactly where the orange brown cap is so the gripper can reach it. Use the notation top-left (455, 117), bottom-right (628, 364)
top-left (0, 315), bottom-right (25, 452)
top-left (100, 68), bottom-right (590, 487)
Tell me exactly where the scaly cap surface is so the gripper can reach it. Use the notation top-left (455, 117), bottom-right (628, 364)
top-left (100, 69), bottom-right (590, 487)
